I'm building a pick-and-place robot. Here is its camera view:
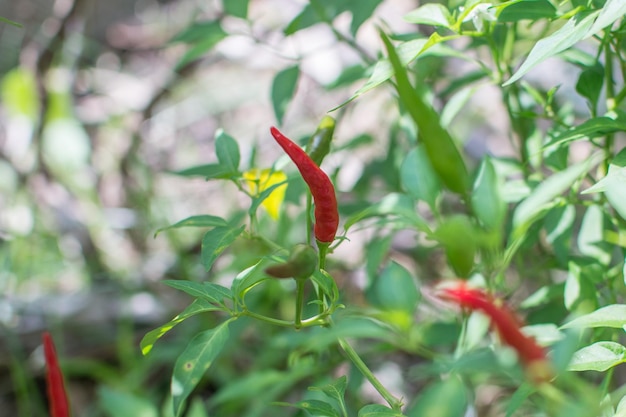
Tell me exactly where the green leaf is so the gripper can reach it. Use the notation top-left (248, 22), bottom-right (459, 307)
top-left (584, 148), bottom-right (626, 221)
top-left (367, 261), bottom-right (420, 314)
top-left (404, 3), bottom-right (453, 27)
top-left (511, 156), bottom-right (597, 237)
top-left (155, 215), bottom-right (228, 236)
top-left (432, 215), bottom-right (477, 277)
top-left (505, 10), bottom-right (600, 86)
top-left (271, 65), bottom-right (299, 124)
top-left (577, 205), bottom-right (611, 266)
top-left (201, 225), bottom-right (246, 271)
top-left (544, 204), bottom-right (576, 266)
top-left (343, 193), bottom-right (430, 233)
top-left (231, 257), bottom-right (276, 299)
top-left (358, 404), bottom-right (406, 417)
top-left (505, 384), bottom-right (535, 417)
top-left (348, 0), bottom-right (382, 35)
top-left (587, 0), bottom-right (626, 35)
top-left (171, 21), bottom-right (227, 70)
top-left (163, 280), bottom-right (232, 305)
top-left (495, 0), bottom-right (556, 22)
top-left (471, 156), bottom-right (506, 231)
top-left (406, 376), bottom-right (467, 417)
top-left (281, 399), bottom-right (340, 417)
top-left (564, 260), bottom-right (583, 311)
top-left (381, 31), bottom-right (469, 194)
top-left (339, 39), bottom-right (470, 108)
top-left (99, 386), bottom-right (159, 417)
top-left (576, 64), bottom-right (604, 107)
top-left (311, 269), bottom-right (340, 304)
top-left (172, 321), bottom-right (231, 417)
top-left (546, 117), bottom-right (626, 150)
top-left (400, 145), bottom-right (441, 210)
top-left (309, 376), bottom-right (347, 407)
top-left (568, 341), bottom-right (626, 372)
top-left (140, 299), bottom-right (221, 355)
top-left (223, 0), bottom-right (249, 18)
top-left (215, 129), bottom-right (240, 173)
top-left (561, 304), bottom-right (626, 329)
top-left (0, 16), bottom-right (23, 28)
top-left (172, 163), bottom-right (234, 179)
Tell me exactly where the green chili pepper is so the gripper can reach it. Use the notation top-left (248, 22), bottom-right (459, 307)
top-left (305, 116), bottom-right (335, 166)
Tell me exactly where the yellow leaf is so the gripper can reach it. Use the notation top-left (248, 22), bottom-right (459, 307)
top-left (243, 168), bottom-right (287, 219)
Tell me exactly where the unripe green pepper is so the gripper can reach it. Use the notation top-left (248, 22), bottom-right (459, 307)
top-left (265, 244), bottom-right (318, 280)
top-left (305, 116), bottom-right (335, 166)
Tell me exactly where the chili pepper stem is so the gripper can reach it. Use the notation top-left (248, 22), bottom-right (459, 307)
top-left (316, 241), bottom-right (330, 313)
top-left (295, 278), bottom-right (305, 329)
top-left (337, 336), bottom-right (404, 411)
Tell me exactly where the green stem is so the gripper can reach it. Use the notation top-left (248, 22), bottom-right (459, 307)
top-left (295, 279), bottom-right (305, 329)
top-left (316, 242), bottom-right (330, 313)
top-left (604, 37), bottom-right (616, 172)
top-left (338, 337), bottom-right (403, 411)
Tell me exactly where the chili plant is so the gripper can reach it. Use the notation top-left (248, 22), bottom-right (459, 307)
top-left (143, 1), bottom-right (626, 416)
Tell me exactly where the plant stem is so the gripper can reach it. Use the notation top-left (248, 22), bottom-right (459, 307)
top-left (337, 337), bottom-right (403, 411)
top-left (295, 279), bottom-right (305, 329)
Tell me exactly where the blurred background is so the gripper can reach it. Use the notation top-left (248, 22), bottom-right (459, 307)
top-left (0, 0), bottom-right (421, 415)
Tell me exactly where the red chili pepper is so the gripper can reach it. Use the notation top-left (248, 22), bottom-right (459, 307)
top-left (440, 283), bottom-right (548, 372)
top-left (270, 126), bottom-right (338, 243)
top-left (43, 332), bottom-right (70, 417)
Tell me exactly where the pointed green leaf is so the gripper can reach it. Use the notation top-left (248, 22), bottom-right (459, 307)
top-left (404, 3), bottom-right (453, 27)
top-left (546, 117), bottom-right (626, 150)
top-left (163, 280), bottom-right (232, 305)
top-left (283, 399), bottom-right (340, 417)
top-left (0, 16), bottom-right (23, 28)
top-left (358, 404), bottom-right (406, 417)
top-left (381, 31), bottom-right (469, 194)
top-left (271, 65), bottom-right (299, 124)
top-left (471, 157), bottom-right (506, 231)
top-left (432, 215), bottom-right (477, 277)
top-left (343, 193), bottom-right (430, 233)
top-left (171, 21), bottom-right (227, 69)
top-left (584, 148), bottom-right (626, 220)
top-left (401, 145), bottom-right (441, 210)
top-left (215, 130), bottom-right (240, 173)
top-left (561, 304), bottom-right (626, 329)
top-left (155, 215), bottom-right (228, 236)
top-left (505, 384), bottom-right (535, 417)
top-left (587, 0), bottom-right (626, 35)
top-left (348, 0), bottom-right (383, 36)
top-left (512, 156), bottom-right (598, 237)
top-left (201, 225), bottom-right (246, 271)
top-left (140, 299), bottom-right (221, 355)
top-left (505, 11), bottom-right (599, 86)
top-left (309, 376), bottom-right (347, 407)
top-left (577, 205), bottom-right (611, 266)
top-left (496, 0), bottom-right (556, 22)
top-left (568, 341), bottom-right (626, 372)
top-left (172, 321), bottom-right (231, 416)
top-left (172, 163), bottom-right (234, 179)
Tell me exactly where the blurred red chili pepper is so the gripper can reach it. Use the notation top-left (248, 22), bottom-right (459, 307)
top-left (43, 332), bottom-right (70, 417)
top-left (270, 126), bottom-right (338, 244)
top-left (440, 283), bottom-right (550, 380)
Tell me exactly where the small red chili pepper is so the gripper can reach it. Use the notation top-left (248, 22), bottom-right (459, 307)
top-left (270, 126), bottom-right (338, 244)
top-left (43, 332), bottom-right (71, 417)
top-left (440, 282), bottom-right (550, 380)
